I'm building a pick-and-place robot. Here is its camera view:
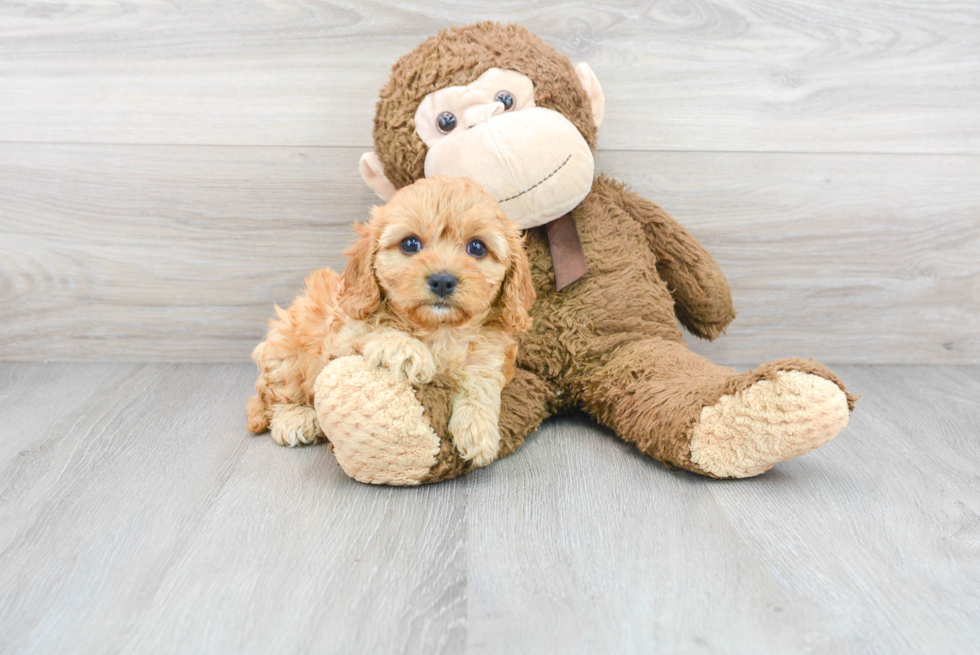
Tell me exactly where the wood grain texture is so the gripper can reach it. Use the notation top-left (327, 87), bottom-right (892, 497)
top-left (468, 364), bottom-right (980, 653)
top-left (0, 0), bottom-right (977, 153)
top-left (1, 143), bottom-right (976, 363)
top-left (0, 362), bottom-right (978, 653)
top-left (0, 363), bottom-right (466, 655)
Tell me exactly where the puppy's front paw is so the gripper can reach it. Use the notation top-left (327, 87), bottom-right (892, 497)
top-left (448, 407), bottom-right (501, 468)
top-left (270, 404), bottom-right (321, 447)
top-left (363, 335), bottom-right (436, 384)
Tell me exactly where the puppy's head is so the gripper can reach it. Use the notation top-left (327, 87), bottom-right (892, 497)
top-left (340, 176), bottom-right (535, 331)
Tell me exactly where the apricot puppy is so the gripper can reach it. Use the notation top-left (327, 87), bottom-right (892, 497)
top-left (247, 176), bottom-right (535, 467)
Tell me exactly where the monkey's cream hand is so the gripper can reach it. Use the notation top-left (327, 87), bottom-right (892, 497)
top-left (449, 370), bottom-right (504, 467)
top-left (361, 330), bottom-right (436, 385)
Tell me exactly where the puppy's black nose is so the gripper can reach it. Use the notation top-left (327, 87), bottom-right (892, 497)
top-left (427, 272), bottom-right (458, 298)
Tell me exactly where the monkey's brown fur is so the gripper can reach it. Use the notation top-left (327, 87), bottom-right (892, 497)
top-left (375, 23), bottom-right (597, 191)
top-left (333, 22), bottom-right (856, 483)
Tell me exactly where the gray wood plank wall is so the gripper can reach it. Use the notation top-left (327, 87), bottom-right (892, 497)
top-left (1, 1), bottom-right (978, 363)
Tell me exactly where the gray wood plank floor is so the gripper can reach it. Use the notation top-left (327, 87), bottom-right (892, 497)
top-left (1, 363), bottom-right (978, 653)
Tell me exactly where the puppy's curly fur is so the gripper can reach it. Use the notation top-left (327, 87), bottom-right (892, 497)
top-left (247, 176), bottom-right (535, 466)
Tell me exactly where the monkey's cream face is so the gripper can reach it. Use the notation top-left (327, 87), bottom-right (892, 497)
top-left (412, 68), bottom-right (596, 229)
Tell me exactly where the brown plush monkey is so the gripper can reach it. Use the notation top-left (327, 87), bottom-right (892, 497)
top-left (310, 22), bottom-right (856, 485)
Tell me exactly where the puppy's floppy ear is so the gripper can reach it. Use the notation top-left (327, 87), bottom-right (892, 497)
top-left (497, 230), bottom-right (536, 333)
top-left (339, 216), bottom-right (383, 320)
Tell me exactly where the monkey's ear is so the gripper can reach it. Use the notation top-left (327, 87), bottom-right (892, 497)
top-left (359, 152), bottom-right (398, 201)
top-left (575, 63), bottom-right (605, 129)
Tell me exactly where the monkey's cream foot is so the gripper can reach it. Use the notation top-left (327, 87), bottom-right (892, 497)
top-left (448, 406), bottom-right (500, 468)
top-left (314, 356), bottom-right (440, 485)
top-left (270, 404), bottom-right (322, 447)
top-left (689, 371), bottom-right (850, 478)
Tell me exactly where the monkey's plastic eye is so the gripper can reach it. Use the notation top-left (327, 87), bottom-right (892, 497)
top-left (400, 236), bottom-right (422, 254)
top-left (494, 91), bottom-right (515, 111)
top-left (437, 111), bottom-right (457, 134)
top-left (466, 239), bottom-right (488, 258)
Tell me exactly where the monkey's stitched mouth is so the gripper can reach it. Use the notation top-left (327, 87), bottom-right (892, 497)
top-left (498, 154), bottom-right (572, 203)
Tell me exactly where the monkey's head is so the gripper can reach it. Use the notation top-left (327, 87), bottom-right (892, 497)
top-left (360, 22), bottom-right (605, 230)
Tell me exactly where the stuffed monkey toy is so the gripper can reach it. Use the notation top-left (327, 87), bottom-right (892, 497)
top-left (308, 22), bottom-right (856, 485)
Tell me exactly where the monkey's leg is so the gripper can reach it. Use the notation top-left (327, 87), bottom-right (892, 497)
top-left (314, 356), bottom-right (554, 485)
top-left (576, 338), bottom-right (856, 478)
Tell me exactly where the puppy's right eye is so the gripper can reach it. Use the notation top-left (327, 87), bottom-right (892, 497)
top-left (399, 236), bottom-right (422, 254)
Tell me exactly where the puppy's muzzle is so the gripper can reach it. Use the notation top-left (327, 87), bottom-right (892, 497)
top-left (427, 272), bottom-right (458, 298)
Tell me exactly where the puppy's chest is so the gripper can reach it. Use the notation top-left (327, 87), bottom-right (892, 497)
top-left (422, 330), bottom-right (476, 374)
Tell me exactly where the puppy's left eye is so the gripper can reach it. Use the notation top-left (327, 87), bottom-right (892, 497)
top-left (400, 236), bottom-right (422, 254)
top-left (466, 239), bottom-right (488, 258)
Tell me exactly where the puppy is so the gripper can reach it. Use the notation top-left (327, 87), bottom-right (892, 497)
top-left (247, 176), bottom-right (535, 467)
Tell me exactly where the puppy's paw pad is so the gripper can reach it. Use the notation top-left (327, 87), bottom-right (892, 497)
top-left (270, 405), bottom-right (321, 447)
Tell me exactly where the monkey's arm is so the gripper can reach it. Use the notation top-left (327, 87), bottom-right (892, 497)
top-left (609, 180), bottom-right (736, 340)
